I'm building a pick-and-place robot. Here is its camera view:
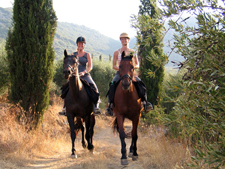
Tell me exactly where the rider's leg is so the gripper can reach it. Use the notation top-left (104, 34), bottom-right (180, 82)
top-left (59, 99), bottom-right (67, 116)
top-left (81, 74), bottom-right (102, 115)
top-left (105, 97), bottom-right (113, 116)
top-left (105, 72), bottom-right (120, 116)
top-left (93, 99), bottom-right (101, 115)
top-left (135, 77), bottom-right (154, 112)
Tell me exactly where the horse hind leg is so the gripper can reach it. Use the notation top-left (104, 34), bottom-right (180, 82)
top-left (131, 121), bottom-right (139, 161)
top-left (81, 123), bottom-right (86, 148)
top-left (77, 118), bottom-right (86, 148)
top-left (128, 140), bottom-right (134, 158)
top-left (85, 114), bottom-right (95, 151)
top-left (131, 135), bottom-right (138, 161)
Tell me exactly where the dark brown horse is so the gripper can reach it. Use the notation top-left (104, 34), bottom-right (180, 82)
top-left (113, 51), bottom-right (143, 165)
top-left (63, 49), bottom-right (95, 158)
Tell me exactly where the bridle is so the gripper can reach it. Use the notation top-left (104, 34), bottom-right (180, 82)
top-left (121, 74), bottom-right (132, 81)
top-left (63, 56), bottom-right (79, 78)
top-left (119, 61), bottom-right (134, 90)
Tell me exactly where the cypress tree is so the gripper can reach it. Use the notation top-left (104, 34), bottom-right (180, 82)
top-left (133, 0), bottom-right (167, 105)
top-left (5, 0), bottom-right (57, 128)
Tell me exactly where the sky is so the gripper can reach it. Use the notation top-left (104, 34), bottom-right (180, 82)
top-left (1, 0), bottom-right (141, 40)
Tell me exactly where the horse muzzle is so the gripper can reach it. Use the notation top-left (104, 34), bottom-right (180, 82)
top-left (63, 69), bottom-right (70, 79)
top-left (121, 74), bottom-right (132, 91)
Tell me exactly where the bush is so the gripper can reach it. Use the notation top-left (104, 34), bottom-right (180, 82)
top-left (0, 41), bottom-right (9, 95)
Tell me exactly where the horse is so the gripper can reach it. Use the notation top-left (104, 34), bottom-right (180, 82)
top-left (112, 51), bottom-right (143, 165)
top-left (63, 49), bottom-right (95, 158)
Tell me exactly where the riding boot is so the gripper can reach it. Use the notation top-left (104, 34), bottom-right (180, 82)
top-left (143, 101), bottom-right (154, 112)
top-left (59, 107), bottom-right (67, 116)
top-left (59, 100), bottom-right (67, 116)
top-left (105, 103), bottom-right (113, 116)
top-left (93, 103), bottom-right (101, 115)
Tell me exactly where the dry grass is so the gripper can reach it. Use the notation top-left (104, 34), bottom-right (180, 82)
top-left (0, 95), bottom-right (191, 169)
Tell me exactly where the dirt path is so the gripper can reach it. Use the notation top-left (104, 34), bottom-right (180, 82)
top-left (0, 104), bottom-right (190, 169)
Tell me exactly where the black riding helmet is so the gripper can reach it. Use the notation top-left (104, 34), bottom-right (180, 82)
top-left (76, 36), bottom-right (86, 44)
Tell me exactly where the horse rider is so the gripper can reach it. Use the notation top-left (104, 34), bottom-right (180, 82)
top-left (105, 32), bottom-right (153, 116)
top-left (59, 36), bottom-right (101, 116)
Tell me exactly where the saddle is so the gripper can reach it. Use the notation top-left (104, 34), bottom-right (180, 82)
top-left (61, 79), bottom-right (99, 105)
top-left (106, 80), bottom-right (147, 106)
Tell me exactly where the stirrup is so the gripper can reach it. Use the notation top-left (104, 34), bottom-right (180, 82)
top-left (143, 102), bottom-right (154, 112)
top-left (58, 108), bottom-right (67, 116)
top-left (105, 107), bottom-right (113, 116)
top-left (94, 107), bottom-right (101, 115)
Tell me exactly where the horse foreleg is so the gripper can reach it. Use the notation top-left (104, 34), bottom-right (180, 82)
top-left (67, 114), bottom-right (77, 158)
top-left (117, 115), bottom-right (128, 165)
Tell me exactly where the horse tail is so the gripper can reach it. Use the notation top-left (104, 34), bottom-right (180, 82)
top-left (74, 117), bottom-right (83, 133)
top-left (112, 117), bottom-right (119, 134)
top-left (112, 117), bottom-right (132, 139)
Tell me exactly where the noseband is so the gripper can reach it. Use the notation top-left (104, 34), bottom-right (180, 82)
top-left (63, 58), bottom-right (79, 78)
top-left (121, 74), bottom-right (132, 81)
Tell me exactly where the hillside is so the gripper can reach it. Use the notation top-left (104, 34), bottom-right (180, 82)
top-left (0, 7), bottom-right (12, 41)
top-left (0, 7), bottom-right (185, 66)
top-left (54, 22), bottom-right (122, 60)
top-left (0, 7), bottom-right (123, 60)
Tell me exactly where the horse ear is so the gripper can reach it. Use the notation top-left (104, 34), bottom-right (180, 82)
top-left (122, 51), bottom-right (125, 59)
top-left (64, 49), bottom-right (68, 57)
top-left (130, 55), bottom-right (133, 60)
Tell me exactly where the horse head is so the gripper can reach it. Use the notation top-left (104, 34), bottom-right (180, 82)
top-left (119, 51), bottom-right (134, 90)
top-left (63, 49), bottom-right (79, 79)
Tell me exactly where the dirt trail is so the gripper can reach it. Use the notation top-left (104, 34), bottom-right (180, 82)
top-left (0, 104), bottom-right (190, 169)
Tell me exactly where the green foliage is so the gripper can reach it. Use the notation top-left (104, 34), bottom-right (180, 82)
top-left (90, 59), bottom-right (115, 108)
top-left (132, 0), bottom-right (167, 106)
top-left (5, 0), bottom-right (57, 129)
top-left (161, 69), bottom-right (184, 114)
top-left (0, 40), bottom-right (9, 95)
top-left (159, 0), bottom-right (225, 167)
top-left (53, 58), bottom-right (67, 90)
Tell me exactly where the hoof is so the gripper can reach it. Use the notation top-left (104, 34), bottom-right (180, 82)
top-left (88, 145), bottom-right (94, 150)
top-left (121, 159), bottom-right (129, 165)
top-left (132, 155), bottom-right (138, 161)
top-left (71, 154), bottom-right (77, 159)
top-left (89, 149), bottom-right (94, 154)
top-left (128, 152), bottom-right (133, 158)
top-left (82, 143), bottom-right (87, 149)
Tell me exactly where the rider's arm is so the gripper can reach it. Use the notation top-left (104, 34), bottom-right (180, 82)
top-left (86, 53), bottom-right (92, 73)
top-left (113, 50), bottom-right (119, 71)
top-left (132, 50), bottom-right (139, 69)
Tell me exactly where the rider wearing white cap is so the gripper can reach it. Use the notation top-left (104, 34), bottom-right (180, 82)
top-left (105, 32), bottom-right (153, 116)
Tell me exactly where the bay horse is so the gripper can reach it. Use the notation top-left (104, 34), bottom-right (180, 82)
top-left (113, 51), bottom-right (143, 165)
top-left (63, 49), bottom-right (95, 158)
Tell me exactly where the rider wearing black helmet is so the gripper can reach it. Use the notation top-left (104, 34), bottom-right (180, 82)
top-left (76, 36), bottom-right (86, 44)
top-left (59, 36), bottom-right (101, 116)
